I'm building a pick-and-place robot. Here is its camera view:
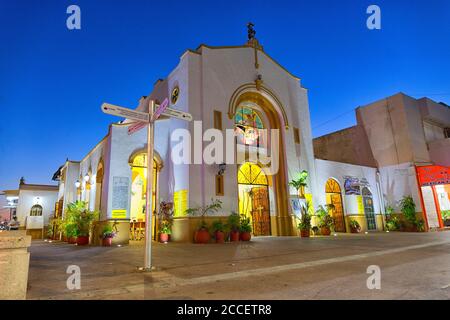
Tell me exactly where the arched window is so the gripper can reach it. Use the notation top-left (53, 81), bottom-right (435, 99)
top-left (234, 106), bottom-right (264, 146)
top-left (238, 162), bottom-right (268, 186)
top-left (30, 205), bottom-right (43, 216)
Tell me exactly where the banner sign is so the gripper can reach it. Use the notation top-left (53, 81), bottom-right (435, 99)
top-left (416, 165), bottom-right (450, 186)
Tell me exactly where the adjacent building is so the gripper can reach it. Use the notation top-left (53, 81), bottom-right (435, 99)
top-left (314, 92), bottom-right (450, 230)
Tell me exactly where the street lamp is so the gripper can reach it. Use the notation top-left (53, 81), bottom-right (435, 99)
top-left (74, 180), bottom-right (81, 188)
top-left (83, 174), bottom-right (90, 182)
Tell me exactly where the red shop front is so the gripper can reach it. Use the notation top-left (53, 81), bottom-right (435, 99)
top-left (415, 165), bottom-right (450, 229)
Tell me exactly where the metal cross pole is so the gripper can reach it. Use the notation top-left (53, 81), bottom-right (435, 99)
top-left (144, 100), bottom-right (155, 271)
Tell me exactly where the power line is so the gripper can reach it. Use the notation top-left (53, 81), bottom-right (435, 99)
top-left (312, 108), bottom-right (355, 130)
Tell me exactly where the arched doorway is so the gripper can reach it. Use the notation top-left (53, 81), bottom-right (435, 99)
top-left (230, 88), bottom-right (292, 236)
top-left (30, 204), bottom-right (43, 216)
top-left (129, 153), bottom-right (159, 241)
top-left (325, 178), bottom-right (346, 232)
top-left (362, 187), bottom-right (376, 230)
top-left (238, 162), bottom-right (271, 236)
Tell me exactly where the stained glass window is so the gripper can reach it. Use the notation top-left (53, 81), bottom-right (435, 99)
top-left (234, 106), bottom-right (264, 146)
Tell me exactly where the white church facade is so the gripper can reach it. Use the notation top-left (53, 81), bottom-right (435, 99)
top-left (53, 35), bottom-right (385, 244)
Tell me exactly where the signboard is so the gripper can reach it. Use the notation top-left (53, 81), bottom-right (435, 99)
top-left (416, 165), bottom-right (450, 187)
top-left (356, 195), bottom-right (364, 214)
top-left (151, 98), bottom-right (169, 121)
top-left (101, 103), bottom-right (149, 122)
top-left (421, 186), bottom-right (440, 228)
top-left (174, 189), bottom-right (188, 217)
top-left (128, 122), bottom-right (147, 135)
top-left (111, 176), bottom-right (129, 219)
top-left (112, 209), bottom-right (127, 219)
top-left (162, 107), bottom-right (193, 122)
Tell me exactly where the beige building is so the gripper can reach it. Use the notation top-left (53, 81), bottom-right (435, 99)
top-left (314, 92), bottom-right (450, 230)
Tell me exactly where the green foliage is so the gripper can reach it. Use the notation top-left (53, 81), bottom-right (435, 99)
top-left (101, 224), bottom-right (116, 239)
top-left (158, 201), bottom-right (174, 235)
top-left (66, 201), bottom-right (99, 237)
top-left (65, 223), bottom-right (78, 238)
top-left (441, 210), bottom-right (450, 221)
top-left (297, 202), bottom-right (312, 231)
top-left (185, 199), bottom-right (222, 231)
top-left (47, 218), bottom-right (63, 238)
top-left (385, 205), bottom-right (395, 216)
top-left (415, 219), bottom-right (425, 232)
top-left (316, 205), bottom-right (334, 228)
top-left (349, 219), bottom-right (360, 229)
top-left (227, 212), bottom-right (241, 232)
top-left (399, 195), bottom-right (416, 225)
top-left (385, 216), bottom-right (400, 231)
top-left (311, 226), bottom-right (320, 235)
top-left (211, 220), bottom-right (226, 233)
top-left (289, 170), bottom-right (308, 190)
top-left (239, 215), bottom-right (252, 233)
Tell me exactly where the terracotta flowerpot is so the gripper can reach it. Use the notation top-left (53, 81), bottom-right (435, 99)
top-left (159, 233), bottom-right (170, 243)
top-left (320, 227), bottom-right (331, 236)
top-left (76, 236), bottom-right (89, 246)
top-left (300, 229), bottom-right (310, 238)
top-left (68, 237), bottom-right (77, 244)
top-left (240, 232), bottom-right (251, 241)
top-left (215, 231), bottom-right (225, 243)
top-left (102, 237), bottom-right (113, 247)
top-left (230, 230), bottom-right (240, 242)
top-left (194, 229), bottom-right (210, 244)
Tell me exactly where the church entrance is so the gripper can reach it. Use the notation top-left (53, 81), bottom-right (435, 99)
top-left (325, 178), bottom-right (346, 233)
top-left (238, 162), bottom-right (271, 236)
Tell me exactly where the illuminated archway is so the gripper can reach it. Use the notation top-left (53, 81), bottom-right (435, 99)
top-left (325, 178), bottom-right (346, 232)
top-left (129, 152), bottom-right (161, 241)
top-left (238, 162), bottom-right (271, 236)
top-left (230, 89), bottom-right (292, 236)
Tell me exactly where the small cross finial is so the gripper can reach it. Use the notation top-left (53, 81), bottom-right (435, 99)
top-left (247, 22), bottom-right (256, 41)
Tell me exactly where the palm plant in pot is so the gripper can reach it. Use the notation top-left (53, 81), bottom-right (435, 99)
top-left (297, 202), bottom-right (312, 237)
top-left (289, 170), bottom-right (308, 199)
top-left (316, 204), bottom-right (334, 236)
top-left (100, 224), bottom-right (116, 246)
top-left (158, 201), bottom-right (174, 243)
top-left (239, 215), bottom-right (252, 241)
top-left (185, 199), bottom-right (222, 244)
top-left (67, 201), bottom-right (99, 246)
top-left (65, 223), bottom-right (78, 244)
top-left (211, 220), bottom-right (227, 243)
top-left (227, 212), bottom-right (241, 242)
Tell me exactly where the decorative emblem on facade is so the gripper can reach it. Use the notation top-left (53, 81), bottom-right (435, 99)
top-left (171, 86), bottom-right (179, 105)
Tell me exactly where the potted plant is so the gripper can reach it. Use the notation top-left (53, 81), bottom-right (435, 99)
top-left (186, 199), bottom-right (222, 244)
top-left (385, 215), bottom-right (400, 231)
top-left (349, 219), bottom-right (361, 233)
top-left (100, 224), bottom-right (116, 246)
top-left (289, 170), bottom-right (308, 199)
top-left (316, 205), bottom-right (334, 236)
top-left (66, 201), bottom-right (99, 246)
top-left (227, 212), bottom-right (241, 242)
top-left (65, 223), bottom-right (78, 244)
top-left (399, 195), bottom-right (420, 232)
top-left (211, 220), bottom-right (226, 243)
top-left (239, 215), bottom-right (252, 241)
top-left (158, 201), bottom-right (174, 243)
top-left (442, 210), bottom-right (450, 227)
top-left (297, 203), bottom-right (311, 237)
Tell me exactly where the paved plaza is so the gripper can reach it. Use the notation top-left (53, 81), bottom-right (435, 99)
top-left (27, 231), bottom-right (450, 300)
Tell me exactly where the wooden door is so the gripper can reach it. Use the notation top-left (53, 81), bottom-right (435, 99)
top-left (251, 187), bottom-right (271, 236)
top-left (330, 193), bottom-right (346, 232)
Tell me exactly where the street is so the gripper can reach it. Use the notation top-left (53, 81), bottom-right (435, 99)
top-left (27, 231), bottom-right (450, 300)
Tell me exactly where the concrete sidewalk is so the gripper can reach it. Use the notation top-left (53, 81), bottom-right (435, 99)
top-left (26, 232), bottom-right (450, 299)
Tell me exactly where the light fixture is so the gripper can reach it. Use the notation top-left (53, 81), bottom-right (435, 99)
top-left (75, 180), bottom-right (81, 188)
top-left (84, 174), bottom-right (90, 182)
top-left (218, 163), bottom-right (226, 176)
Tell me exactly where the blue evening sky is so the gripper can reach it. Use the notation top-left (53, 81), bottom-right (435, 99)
top-left (0, 0), bottom-right (449, 191)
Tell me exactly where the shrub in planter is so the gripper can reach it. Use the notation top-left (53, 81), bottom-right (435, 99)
top-left (65, 223), bottom-right (78, 244)
top-left (399, 196), bottom-right (422, 231)
top-left (66, 201), bottom-right (99, 246)
top-left (349, 219), bottom-right (361, 233)
top-left (158, 201), bottom-right (174, 243)
top-left (385, 215), bottom-right (400, 231)
top-left (227, 212), bottom-right (240, 242)
top-left (442, 210), bottom-right (450, 227)
top-left (211, 220), bottom-right (226, 243)
top-left (297, 202), bottom-right (311, 238)
top-left (316, 205), bottom-right (334, 236)
top-left (239, 215), bottom-right (252, 241)
top-left (186, 199), bottom-right (222, 244)
top-left (100, 224), bottom-right (117, 246)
